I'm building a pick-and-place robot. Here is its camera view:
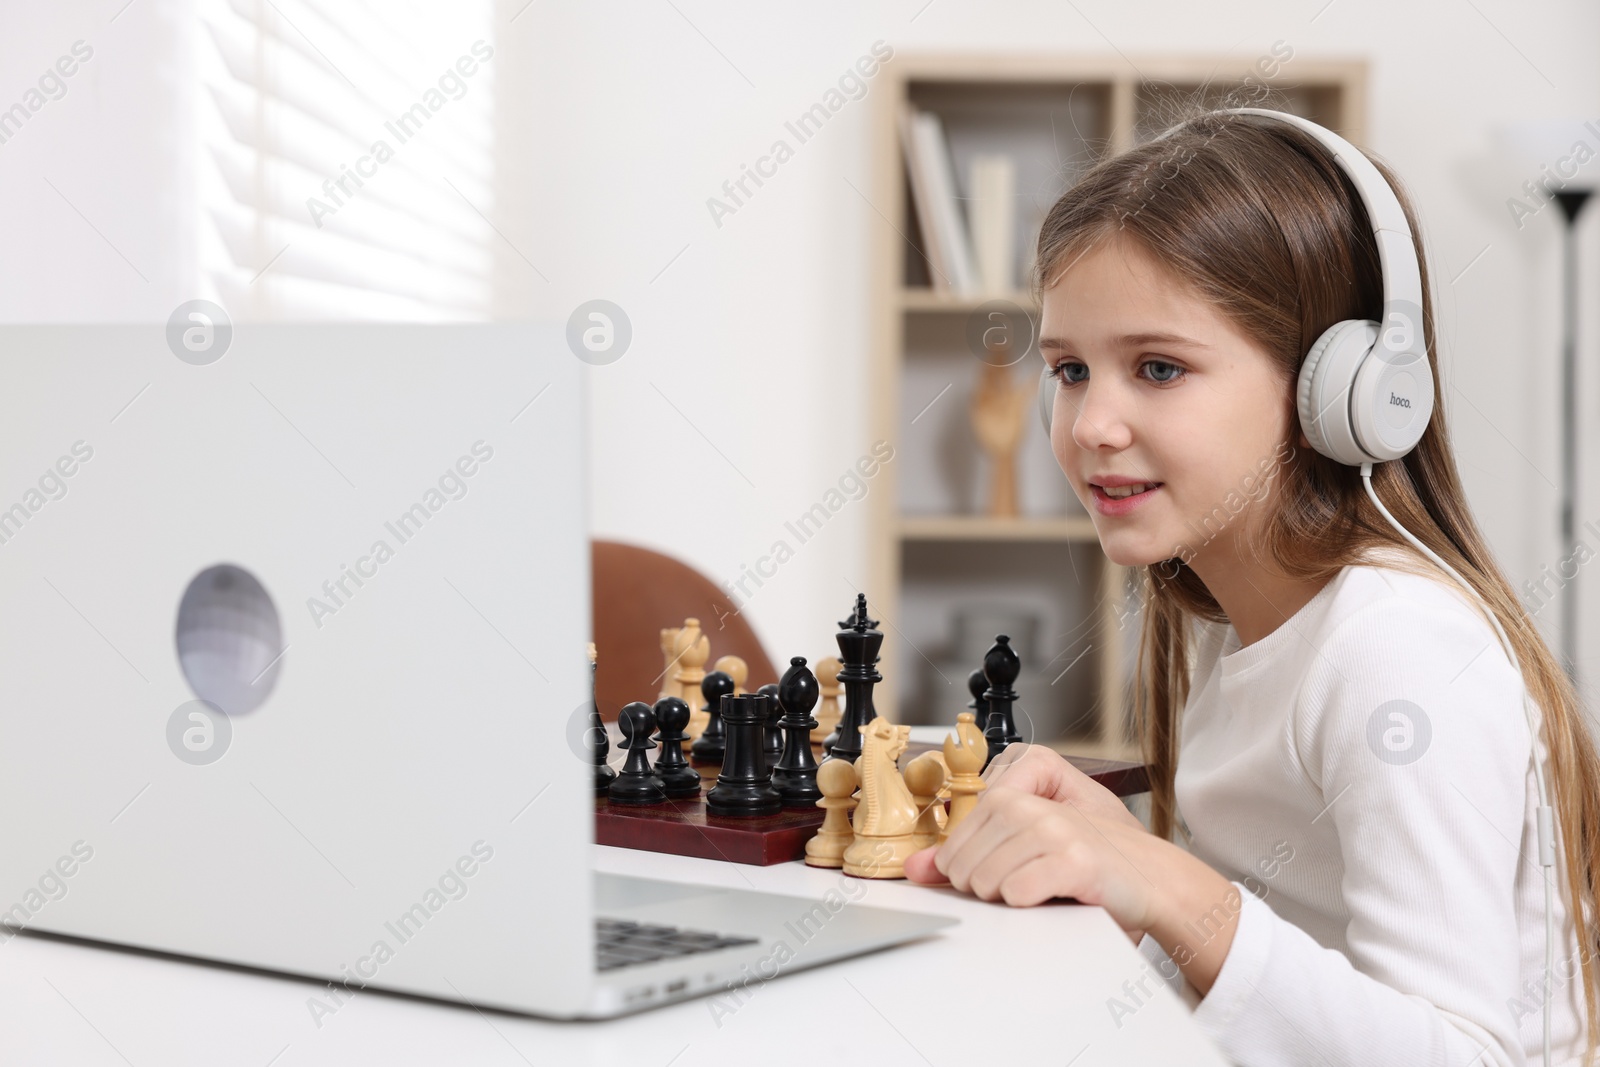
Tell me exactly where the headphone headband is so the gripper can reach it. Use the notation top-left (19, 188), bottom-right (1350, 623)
top-left (1215, 108), bottom-right (1425, 365)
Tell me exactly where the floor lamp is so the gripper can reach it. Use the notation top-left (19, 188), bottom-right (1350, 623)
top-left (1500, 120), bottom-right (1598, 689)
top-left (1554, 188), bottom-right (1592, 686)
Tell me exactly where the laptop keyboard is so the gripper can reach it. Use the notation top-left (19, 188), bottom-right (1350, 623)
top-left (595, 917), bottom-right (758, 972)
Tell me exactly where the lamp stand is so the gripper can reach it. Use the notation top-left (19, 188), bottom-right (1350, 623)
top-left (1554, 189), bottom-right (1592, 687)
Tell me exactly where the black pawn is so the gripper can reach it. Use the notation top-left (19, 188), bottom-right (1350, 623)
top-left (772, 656), bottom-right (821, 806)
top-left (690, 670), bottom-right (735, 765)
top-left (590, 655), bottom-right (616, 796)
top-left (651, 696), bottom-right (702, 799)
top-left (828, 593), bottom-right (883, 764)
top-left (982, 634), bottom-right (1023, 767)
top-left (757, 682), bottom-right (783, 769)
top-left (705, 693), bottom-right (781, 817)
top-left (967, 668), bottom-right (992, 736)
top-left (608, 702), bottom-right (667, 805)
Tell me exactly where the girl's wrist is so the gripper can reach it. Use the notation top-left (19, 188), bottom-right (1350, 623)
top-left (1146, 851), bottom-right (1242, 998)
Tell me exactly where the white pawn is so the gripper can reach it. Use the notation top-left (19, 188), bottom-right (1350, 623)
top-left (713, 654), bottom-right (748, 697)
top-left (811, 655), bottom-right (843, 744)
top-left (805, 758), bottom-right (857, 869)
top-left (903, 751), bottom-right (948, 852)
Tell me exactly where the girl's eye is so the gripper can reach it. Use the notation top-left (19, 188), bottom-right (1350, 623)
top-left (1144, 360), bottom-right (1184, 383)
top-left (1047, 360), bottom-right (1088, 385)
top-left (1047, 359), bottom-right (1185, 387)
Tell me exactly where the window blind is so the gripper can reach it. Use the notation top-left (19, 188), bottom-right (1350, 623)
top-left (196, 0), bottom-right (497, 320)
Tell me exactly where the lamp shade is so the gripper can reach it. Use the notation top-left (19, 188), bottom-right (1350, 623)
top-left (1494, 119), bottom-right (1600, 195)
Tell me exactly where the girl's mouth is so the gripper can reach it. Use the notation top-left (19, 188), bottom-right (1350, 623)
top-left (1090, 482), bottom-right (1162, 515)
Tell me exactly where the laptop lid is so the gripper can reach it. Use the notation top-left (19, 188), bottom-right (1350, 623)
top-left (0, 323), bottom-right (595, 1016)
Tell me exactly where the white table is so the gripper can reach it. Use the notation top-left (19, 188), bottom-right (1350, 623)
top-left (0, 838), bottom-right (1227, 1066)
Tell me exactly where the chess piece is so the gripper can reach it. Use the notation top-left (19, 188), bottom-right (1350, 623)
top-left (757, 682), bottom-right (783, 767)
top-left (588, 642), bottom-right (616, 796)
top-left (939, 712), bottom-right (987, 845)
top-left (690, 670), bottom-right (735, 764)
top-left (658, 627), bottom-right (682, 703)
top-left (705, 693), bottom-right (782, 817)
top-left (903, 751), bottom-right (948, 851)
top-left (967, 668), bottom-right (992, 737)
top-left (981, 634), bottom-right (1023, 766)
top-left (828, 594), bottom-right (883, 764)
top-left (608, 702), bottom-right (667, 805)
top-left (812, 655), bottom-right (843, 745)
top-left (805, 758), bottom-right (858, 868)
top-left (772, 657), bottom-right (821, 807)
top-left (713, 655), bottom-right (748, 697)
top-left (843, 717), bottom-right (917, 879)
top-left (650, 696), bottom-right (702, 799)
top-left (970, 358), bottom-right (1033, 518)
top-left (672, 619), bottom-right (711, 742)
top-left (929, 751), bottom-right (953, 804)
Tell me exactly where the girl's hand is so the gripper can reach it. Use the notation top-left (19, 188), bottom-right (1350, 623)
top-left (983, 743), bottom-right (1145, 834)
top-left (904, 787), bottom-right (1170, 943)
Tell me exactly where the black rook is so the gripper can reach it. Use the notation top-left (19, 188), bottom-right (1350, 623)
top-left (705, 693), bottom-right (782, 817)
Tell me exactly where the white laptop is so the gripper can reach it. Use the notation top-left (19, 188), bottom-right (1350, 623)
top-left (0, 323), bottom-right (953, 1018)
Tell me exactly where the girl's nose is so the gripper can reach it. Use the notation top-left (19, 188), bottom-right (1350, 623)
top-left (1065, 383), bottom-right (1134, 454)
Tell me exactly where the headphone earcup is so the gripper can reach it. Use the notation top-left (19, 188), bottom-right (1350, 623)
top-left (1298, 319), bottom-right (1381, 466)
top-left (1298, 317), bottom-right (1433, 466)
top-left (1350, 338), bottom-right (1433, 464)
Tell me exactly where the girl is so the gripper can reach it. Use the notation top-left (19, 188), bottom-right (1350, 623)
top-left (903, 107), bottom-right (1600, 1066)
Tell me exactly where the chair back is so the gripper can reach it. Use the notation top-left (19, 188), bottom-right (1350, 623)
top-left (591, 540), bottom-right (778, 722)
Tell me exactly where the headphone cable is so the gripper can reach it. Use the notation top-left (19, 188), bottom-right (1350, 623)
top-left (1361, 461), bottom-right (1556, 1067)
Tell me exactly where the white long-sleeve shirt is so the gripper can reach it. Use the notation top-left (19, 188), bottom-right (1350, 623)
top-left (1135, 547), bottom-right (1591, 1066)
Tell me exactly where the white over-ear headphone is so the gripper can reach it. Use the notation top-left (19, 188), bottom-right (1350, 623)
top-left (1036, 108), bottom-right (1559, 1066)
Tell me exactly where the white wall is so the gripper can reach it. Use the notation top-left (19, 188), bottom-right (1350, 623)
top-left (6, 0), bottom-right (1600, 703)
top-left (0, 3), bottom-right (199, 317)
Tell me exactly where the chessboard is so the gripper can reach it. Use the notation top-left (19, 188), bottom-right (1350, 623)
top-left (590, 593), bottom-right (1149, 867)
top-left (594, 739), bottom-right (1148, 866)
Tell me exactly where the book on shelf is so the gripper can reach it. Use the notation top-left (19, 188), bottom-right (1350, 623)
top-left (897, 103), bottom-right (947, 292)
top-left (968, 154), bottom-right (1016, 294)
top-left (898, 103), bottom-right (979, 296)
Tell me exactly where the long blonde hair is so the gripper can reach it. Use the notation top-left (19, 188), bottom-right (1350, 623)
top-left (1033, 103), bottom-right (1600, 1057)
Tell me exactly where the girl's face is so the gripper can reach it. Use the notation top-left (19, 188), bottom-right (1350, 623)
top-left (1039, 235), bottom-right (1297, 573)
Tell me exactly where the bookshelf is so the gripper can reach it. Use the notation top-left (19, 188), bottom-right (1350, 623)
top-left (865, 54), bottom-right (1366, 760)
